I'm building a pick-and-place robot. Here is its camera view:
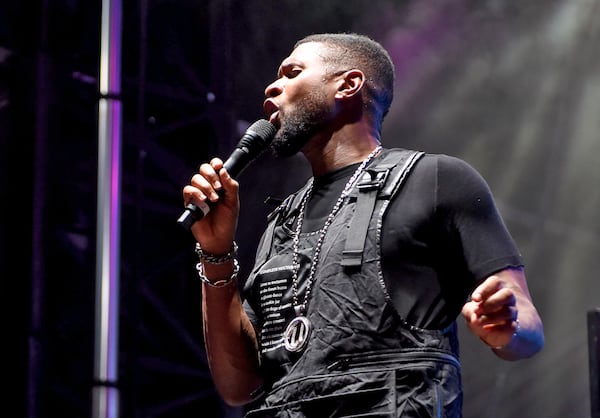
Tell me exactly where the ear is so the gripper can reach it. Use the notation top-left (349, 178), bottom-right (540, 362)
top-left (334, 69), bottom-right (365, 99)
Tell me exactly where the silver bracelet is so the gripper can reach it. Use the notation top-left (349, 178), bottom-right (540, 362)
top-left (196, 258), bottom-right (239, 287)
top-left (492, 319), bottom-right (521, 350)
top-left (195, 241), bottom-right (238, 264)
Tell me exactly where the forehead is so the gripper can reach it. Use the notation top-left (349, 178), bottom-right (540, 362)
top-left (280, 42), bottom-right (328, 68)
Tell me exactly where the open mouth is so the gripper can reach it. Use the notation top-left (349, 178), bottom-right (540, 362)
top-left (263, 99), bottom-right (281, 129)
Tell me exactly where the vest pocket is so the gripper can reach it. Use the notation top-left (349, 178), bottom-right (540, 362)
top-left (245, 370), bottom-right (396, 417)
top-left (393, 360), bottom-right (462, 418)
top-left (325, 350), bottom-right (461, 418)
top-left (246, 352), bottom-right (460, 418)
top-left (299, 384), bottom-right (395, 417)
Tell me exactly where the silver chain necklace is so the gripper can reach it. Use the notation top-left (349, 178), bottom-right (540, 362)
top-left (282, 145), bottom-right (382, 352)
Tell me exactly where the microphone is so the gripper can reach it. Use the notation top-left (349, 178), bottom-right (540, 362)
top-left (177, 119), bottom-right (277, 230)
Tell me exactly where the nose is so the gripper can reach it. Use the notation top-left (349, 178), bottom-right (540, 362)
top-left (265, 78), bottom-right (283, 98)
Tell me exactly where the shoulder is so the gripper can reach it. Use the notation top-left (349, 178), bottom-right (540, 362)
top-left (381, 148), bottom-right (476, 171)
top-left (381, 149), bottom-right (484, 185)
top-left (417, 152), bottom-right (479, 173)
top-left (380, 147), bottom-right (493, 194)
top-left (412, 152), bottom-right (490, 190)
top-left (384, 149), bottom-right (495, 211)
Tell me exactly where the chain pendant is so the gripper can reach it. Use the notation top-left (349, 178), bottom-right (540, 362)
top-left (283, 306), bottom-right (311, 352)
top-left (283, 145), bottom-right (381, 354)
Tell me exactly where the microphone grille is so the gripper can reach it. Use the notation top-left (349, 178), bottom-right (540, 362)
top-left (247, 119), bottom-right (277, 142)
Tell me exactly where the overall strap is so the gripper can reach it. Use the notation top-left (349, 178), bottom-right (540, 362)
top-left (253, 180), bottom-right (312, 271)
top-left (341, 149), bottom-right (424, 269)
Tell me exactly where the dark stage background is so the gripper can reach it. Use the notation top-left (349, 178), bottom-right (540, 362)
top-left (1, 1), bottom-right (599, 417)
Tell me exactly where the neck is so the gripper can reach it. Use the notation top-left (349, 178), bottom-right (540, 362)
top-left (302, 123), bottom-right (381, 176)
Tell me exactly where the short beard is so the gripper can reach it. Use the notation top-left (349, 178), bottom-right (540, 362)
top-left (270, 89), bottom-right (331, 158)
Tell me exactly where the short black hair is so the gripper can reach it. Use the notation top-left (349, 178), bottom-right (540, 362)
top-left (295, 33), bottom-right (395, 129)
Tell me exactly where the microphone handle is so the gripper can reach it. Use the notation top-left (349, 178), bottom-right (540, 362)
top-left (176, 202), bottom-right (210, 231)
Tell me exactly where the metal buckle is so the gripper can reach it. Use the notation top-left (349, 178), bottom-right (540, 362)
top-left (356, 169), bottom-right (389, 192)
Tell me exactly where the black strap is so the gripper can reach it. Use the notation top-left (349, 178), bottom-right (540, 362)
top-left (254, 180), bottom-right (312, 270)
top-left (341, 150), bottom-right (424, 270)
top-left (340, 168), bottom-right (390, 268)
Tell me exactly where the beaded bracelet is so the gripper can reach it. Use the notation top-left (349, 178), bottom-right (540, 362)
top-left (196, 259), bottom-right (240, 287)
top-left (195, 242), bottom-right (238, 264)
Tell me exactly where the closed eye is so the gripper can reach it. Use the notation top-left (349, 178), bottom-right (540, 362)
top-left (286, 68), bottom-right (301, 78)
top-left (279, 63), bottom-right (302, 79)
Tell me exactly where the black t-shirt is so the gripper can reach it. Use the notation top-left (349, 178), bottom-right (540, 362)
top-left (301, 152), bottom-right (523, 329)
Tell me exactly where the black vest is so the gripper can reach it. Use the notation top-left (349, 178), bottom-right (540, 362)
top-left (243, 149), bottom-right (463, 417)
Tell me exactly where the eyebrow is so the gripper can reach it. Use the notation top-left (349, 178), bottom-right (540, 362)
top-left (277, 61), bottom-right (302, 77)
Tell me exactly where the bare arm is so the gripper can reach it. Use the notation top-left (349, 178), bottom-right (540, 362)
top-left (183, 158), bottom-right (263, 405)
top-left (201, 275), bottom-right (263, 405)
top-left (462, 267), bottom-right (544, 360)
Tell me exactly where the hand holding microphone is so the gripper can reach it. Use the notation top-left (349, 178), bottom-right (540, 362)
top-left (178, 119), bottom-right (277, 231)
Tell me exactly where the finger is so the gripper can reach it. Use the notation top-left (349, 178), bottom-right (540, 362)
top-left (475, 288), bottom-right (516, 314)
top-left (481, 321), bottom-right (518, 341)
top-left (198, 162), bottom-right (223, 194)
top-left (182, 184), bottom-right (207, 206)
top-left (210, 157), bottom-right (224, 169)
top-left (190, 172), bottom-right (220, 202)
top-left (478, 306), bottom-right (518, 328)
top-left (462, 301), bottom-right (478, 321)
top-left (471, 275), bottom-right (504, 302)
top-left (218, 166), bottom-right (239, 192)
top-left (209, 158), bottom-right (225, 190)
top-left (480, 321), bottom-right (517, 344)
